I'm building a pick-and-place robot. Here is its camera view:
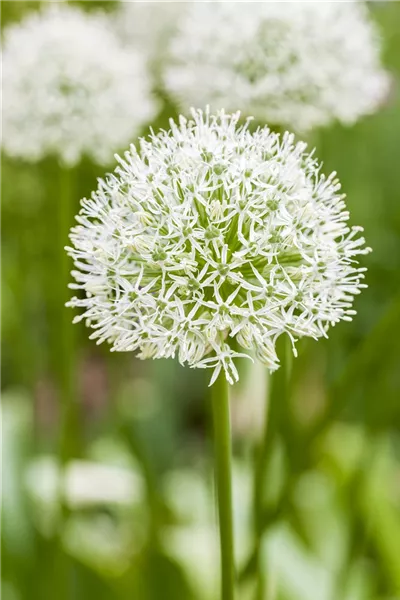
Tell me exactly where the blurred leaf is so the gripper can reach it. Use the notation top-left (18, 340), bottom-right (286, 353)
top-left (120, 549), bottom-right (197, 600)
top-left (361, 439), bottom-right (400, 593)
top-left (2, 390), bottom-right (35, 556)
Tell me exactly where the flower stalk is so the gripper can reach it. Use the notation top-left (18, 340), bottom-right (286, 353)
top-left (53, 165), bottom-right (78, 600)
top-left (58, 166), bottom-right (78, 469)
top-left (212, 372), bottom-right (236, 600)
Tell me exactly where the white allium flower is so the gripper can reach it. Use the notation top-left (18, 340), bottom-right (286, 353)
top-left (113, 1), bottom-right (184, 80)
top-left (164, 2), bottom-right (390, 131)
top-left (2, 5), bottom-right (157, 166)
top-left (67, 109), bottom-right (370, 385)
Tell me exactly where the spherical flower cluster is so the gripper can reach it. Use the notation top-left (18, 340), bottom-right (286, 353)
top-left (67, 109), bottom-right (370, 385)
top-left (164, 3), bottom-right (390, 131)
top-left (113, 1), bottom-right (184, 80)
top-left (2, 5), bottom-right (157, 166)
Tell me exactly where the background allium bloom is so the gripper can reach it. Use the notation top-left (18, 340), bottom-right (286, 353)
top-left (164, 3), bottom-right (390, 131)
top-left (67, 109), bottom-right (370, 385)
top-left (2, 5), bottom-right (157, 166)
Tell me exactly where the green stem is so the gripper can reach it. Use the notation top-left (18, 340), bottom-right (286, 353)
top-left (118, 418), bottom-right (163, 549)
top-left (252, 336), bottom-right (292, 599)
top-left (50, 165), bottom-right (78, 600)
top-left (58, 165), bottom-right (78, 468)
top-left (211, 373), bottom-right (236, 600)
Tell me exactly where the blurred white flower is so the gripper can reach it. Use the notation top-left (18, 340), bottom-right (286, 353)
top-left (25, 455), bottom-right (145, 574)
top-left (164, 2), bottom-right (390, 131)
top-left (2, 5), bottom-right (158, 166)
top-left (67, 108), bottom-right (370, 385)
top-left (113, 0), bottom-right (184, 81)
top-left (25, 456), bottom-right (143, 509)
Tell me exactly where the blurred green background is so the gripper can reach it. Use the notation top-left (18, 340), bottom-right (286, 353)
top-left (2, 2), bottom-right (400, 600)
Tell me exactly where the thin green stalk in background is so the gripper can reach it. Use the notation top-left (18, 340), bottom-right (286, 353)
top-left (58, 165), bottom-right (79, 469)
top-left (252, 336), bottom-right (292, 599)
top-left (51, 165), bottom-right (79, 600)
top-left (118, 416), bottom-right (164, 550)
top-left (212, 373), bottom-right (236, 600)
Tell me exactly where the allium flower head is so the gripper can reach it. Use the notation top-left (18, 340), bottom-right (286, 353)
top-left (67, 109), bottom-right (370, 385)
top-left (164, 2), bottom-right (389, 131)
top-left (2, 5), bottom-right (157, 166)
